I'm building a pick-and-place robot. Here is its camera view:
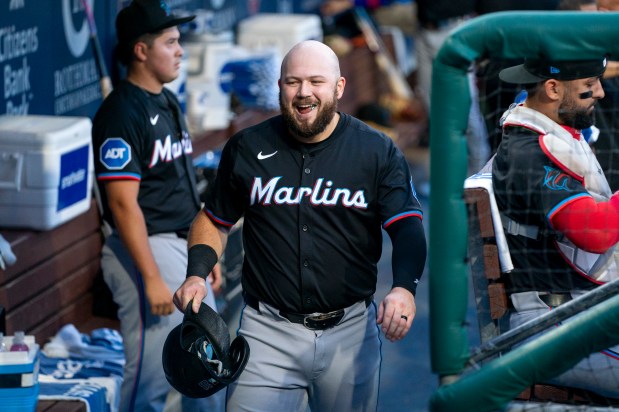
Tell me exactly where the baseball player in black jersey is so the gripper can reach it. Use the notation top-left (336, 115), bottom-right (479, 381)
top-left (487, 57), bottom-right (619, 398)
top-left (92, 1), bottom-right (223, 411)
top-left (174, 40), bottom-right (427, 411)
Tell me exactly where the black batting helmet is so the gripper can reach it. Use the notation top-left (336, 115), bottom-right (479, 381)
top-left (162, 301), bottom-right (249, 398)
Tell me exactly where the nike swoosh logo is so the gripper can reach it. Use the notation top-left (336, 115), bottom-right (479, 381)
top-left (150, 114), bottom-right (159, 125)
top-left (257, 151), bottom-right (278, 160)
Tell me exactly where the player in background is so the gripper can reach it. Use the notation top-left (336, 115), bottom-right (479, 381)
top-left (493, 57), bottom-right (619, 398)
top-left (174, 40), bottom-right (427, 411)
top-left (91, 1), bottom-right (223, 410)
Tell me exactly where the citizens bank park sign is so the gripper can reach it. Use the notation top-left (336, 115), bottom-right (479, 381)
top-left (0, 0), bottom-right (114, 117)
top-left (0, 0), bottom-right (321, 118)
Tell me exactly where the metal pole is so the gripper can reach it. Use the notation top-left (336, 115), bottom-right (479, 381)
top-left (469, 277), bottom-right (619, 365)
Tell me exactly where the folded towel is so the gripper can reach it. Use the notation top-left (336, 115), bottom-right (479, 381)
top-left (39, 324), bottom-right (124, 412)
top-left (39, 374), bottom-right (121, 412)
top-left (43, 324), bottom-right (124, 365)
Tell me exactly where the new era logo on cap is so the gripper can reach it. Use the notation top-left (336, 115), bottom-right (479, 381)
top-left (549, 66), bottom-right (560, 74)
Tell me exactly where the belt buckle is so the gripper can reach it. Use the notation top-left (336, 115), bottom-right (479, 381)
top-left (303, 309), bottom-right (344, 330)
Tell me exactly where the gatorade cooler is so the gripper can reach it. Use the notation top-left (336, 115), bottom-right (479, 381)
top-left (0, 115), bottom-right (93, 230)
top-left (0, 335), bottom-right (39, 412)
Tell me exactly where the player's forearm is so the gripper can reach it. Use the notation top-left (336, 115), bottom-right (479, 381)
top-left (111, 201), bottom-right (161, 281)
top-left (187, 210), bottom-right (228, 258)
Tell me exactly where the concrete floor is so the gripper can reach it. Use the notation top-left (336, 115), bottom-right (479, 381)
top-left (375, 186), bottom-right (437, 412)
top-left (378, 146), bottom-right (434, 411)
top-left (375, 148), bottom-right (480, 412)
top-left (375, 217), bottom-right (436, 412)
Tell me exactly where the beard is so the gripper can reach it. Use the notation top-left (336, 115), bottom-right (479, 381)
top-left (558, 96), bottom-right (595, 130)
top-left (280, 89), bottom-right (338, 140)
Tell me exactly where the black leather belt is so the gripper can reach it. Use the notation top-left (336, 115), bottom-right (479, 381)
top-left (244, 294), bottom-right (372, 330)
top-left (539, 292), bottom-right (572, 308)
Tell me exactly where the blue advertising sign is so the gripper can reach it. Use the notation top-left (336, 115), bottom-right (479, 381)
top-left (0, 0), bottom-right (116, 118)
top-left (0, 0), bottom-right (317, 119)
top-left (57, 144), bottom-right (89, 211)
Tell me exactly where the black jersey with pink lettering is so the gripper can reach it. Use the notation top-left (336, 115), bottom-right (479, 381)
top-left (204, 113), bottom-right (423, 313)
top-left (92, 80), bottom-right (200, 235)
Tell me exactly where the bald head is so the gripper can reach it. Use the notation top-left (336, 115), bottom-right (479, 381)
top-left (280, 40), bottom-right (341, 81)
top-left (278, 40), bottom-right (346, 143)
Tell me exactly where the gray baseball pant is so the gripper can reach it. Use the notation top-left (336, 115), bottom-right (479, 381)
top-left (510, 291), bottom-right (619, 398)
top-left (102, 232), bottom-right (225, 412)
top-left (226, 298), bottom-right (381, 411)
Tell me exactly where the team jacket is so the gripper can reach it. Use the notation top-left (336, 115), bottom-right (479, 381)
top-left (493, 105), bottom-right (619, 293)
top-left (204, 113), bottom-right (424, 313)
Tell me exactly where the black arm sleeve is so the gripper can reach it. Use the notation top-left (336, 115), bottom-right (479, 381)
top-left (385, 217), bottom-right (427, 296)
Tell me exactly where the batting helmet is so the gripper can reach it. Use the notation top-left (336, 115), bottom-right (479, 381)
top-left (162, 301), bottom-right (250, 397)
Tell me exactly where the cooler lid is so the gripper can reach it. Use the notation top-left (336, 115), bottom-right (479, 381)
top-left (0, 115), bottom-right (91, 145)
top-left (238, 13), bottom-right (321, 33)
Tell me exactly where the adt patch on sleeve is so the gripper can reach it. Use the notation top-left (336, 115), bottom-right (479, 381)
top-left (100, 138), bottom-right (131, 170)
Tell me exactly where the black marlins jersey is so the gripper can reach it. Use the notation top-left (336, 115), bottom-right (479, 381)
top-left (493, 125), bottom-right (596, 293)
top-left (205, 113), bottom-right (423, 313)
top-left (92, 80), bottom-right (200, 235)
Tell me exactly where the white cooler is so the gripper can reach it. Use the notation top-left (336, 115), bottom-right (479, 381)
top-left (0, 115), bottom-right (93, 230)
top-left (183, 31), bottom-right (235, 132)
top-left (237, 13), bottom-right (323, 64)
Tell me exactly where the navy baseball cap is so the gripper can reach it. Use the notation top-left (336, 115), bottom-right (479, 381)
top-left (499, 58), bottom-right (607, 84)
top-left (116, 0), bottom-right (195, 45)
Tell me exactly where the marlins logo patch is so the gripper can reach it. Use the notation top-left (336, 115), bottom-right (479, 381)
top-left (543, 166), bottom-right (573, 192)
top-left (100, 138), bottom-right (131, 170)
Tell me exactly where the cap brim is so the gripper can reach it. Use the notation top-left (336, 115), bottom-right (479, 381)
top-left (499, 64), bottom-right (545, 84)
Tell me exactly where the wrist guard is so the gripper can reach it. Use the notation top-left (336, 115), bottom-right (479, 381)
top-left (186, 244), bottom-right (218, 280)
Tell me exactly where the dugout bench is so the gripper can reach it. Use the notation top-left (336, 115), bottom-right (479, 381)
top-left (0, 198), bottom-right (116, 412)
top-left (0, 105), bottom-right (283, 344)
top-left (0, 198), bottom-right (118, 345)
top-left (0, 108), bottom-right (277, 409)
top-left (464, 185), bottom-right (619, 407)
top-left (0, 107), bottom-right (280, 412)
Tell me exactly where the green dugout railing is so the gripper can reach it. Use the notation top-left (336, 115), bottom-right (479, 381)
top-left (429, 11), bottom-right (619, 411)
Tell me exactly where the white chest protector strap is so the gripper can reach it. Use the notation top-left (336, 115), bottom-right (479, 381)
top-left (493, 105), bottom-right (618, 284)
top-left (464, 167), bottom-right (514, 274)
top-left (503, 105), bottom-right (611, 200)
